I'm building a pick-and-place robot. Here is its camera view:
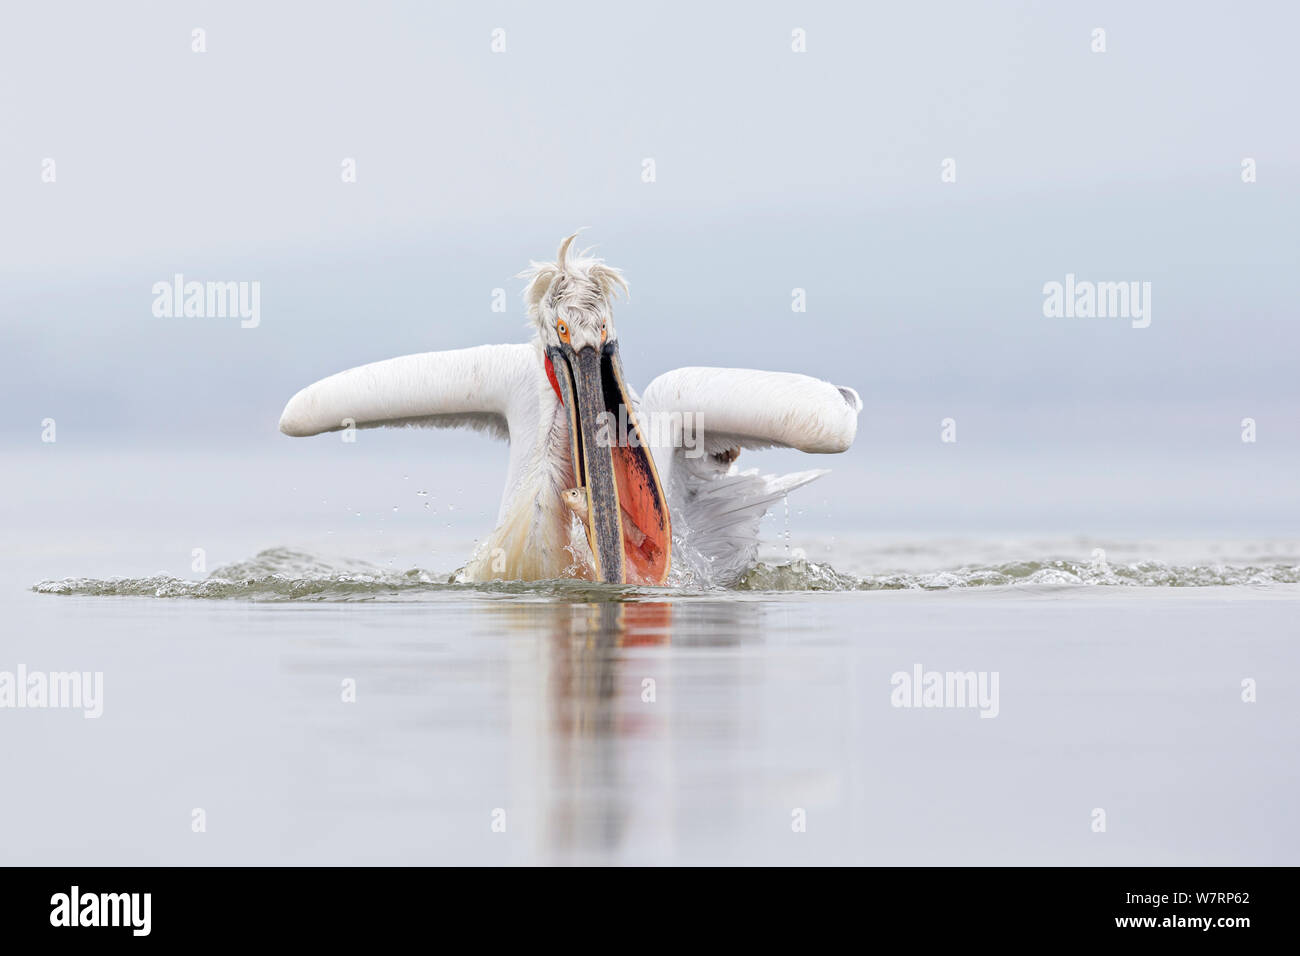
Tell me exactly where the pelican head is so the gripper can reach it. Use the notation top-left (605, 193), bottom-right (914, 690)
top-left (522, 232), bottom-right (628, 350)
top-left (519, 234), bottom-right (668, 585)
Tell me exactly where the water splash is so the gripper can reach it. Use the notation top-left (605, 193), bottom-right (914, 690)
top-left (30, 547), bottom-right (1300, 602)
top-left (32, 548), bottom-right (680, 603)
top-left (737, 556), bottom-right (1300, 591)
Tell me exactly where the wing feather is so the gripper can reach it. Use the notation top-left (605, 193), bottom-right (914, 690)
top-left (640, 366), bottom-right (860, 458)
top-left (639, 367), bottom-right (861, 586)
top-left (278, 343), bottom-right (538, 441)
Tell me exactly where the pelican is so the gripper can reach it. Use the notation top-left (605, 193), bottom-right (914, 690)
top-left (278, 235), bottom-right (862, 586)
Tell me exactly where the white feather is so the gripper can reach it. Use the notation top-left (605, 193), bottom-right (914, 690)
top-left (278, 343), bottom-right (539, 440)
top-left (279, 342), bottom-right (587, 579)
top-left (639, 367), bottom-right (862, 586)
top-left (277, 240), bottom-right (863, 584)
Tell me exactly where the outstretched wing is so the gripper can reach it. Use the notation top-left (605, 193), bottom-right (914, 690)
top-left (639, 367), bottom-right (862, 585)
top-left (279, 343), bottom-right (547, 521)
top-left (278, 343), bottom-right (540, 440)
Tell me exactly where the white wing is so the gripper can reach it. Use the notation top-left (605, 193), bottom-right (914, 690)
top-left (278, 343), bottom-right (546, 518)
top-left (278, 343), bottom-right (539, 439)
top-left (639, 367), bottom-right (862, 586)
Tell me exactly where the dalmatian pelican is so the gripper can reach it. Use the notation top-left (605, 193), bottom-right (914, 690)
top-left (278, 235), bottom-right (861, 586)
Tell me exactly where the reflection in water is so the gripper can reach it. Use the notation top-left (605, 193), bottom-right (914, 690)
top-left (278, 593), bottom-right (776, 863)
top-left (544, 603), bottom-right (627, 856)
top-left (29, 580), bottom-right (1289, 865)
top-left (486, 599), bottom-right (763, 863)
top-left (541, 602), bottom-right (671, 860)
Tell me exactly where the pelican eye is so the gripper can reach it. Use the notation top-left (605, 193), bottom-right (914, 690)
top-left (601, 321), bottom-right (607, 342)
top-left (557, 320), bottom-right (569, 343)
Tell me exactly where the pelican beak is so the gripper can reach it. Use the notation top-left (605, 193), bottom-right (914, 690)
top-left (548, 341), bottom-right (671, 585)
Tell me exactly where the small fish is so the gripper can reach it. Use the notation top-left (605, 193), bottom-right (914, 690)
top-left (562, 487), bottom-right (646, 548)
top-left (561, 486), bottom-right (588, 519)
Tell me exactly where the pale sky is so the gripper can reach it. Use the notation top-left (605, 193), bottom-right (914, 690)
top-left (2, 0), bottom-right (1297, 535)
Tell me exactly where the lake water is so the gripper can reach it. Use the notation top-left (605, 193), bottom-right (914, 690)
top-left (7, 510), bottom-right (1298, 865)
top-left (4, 0), bottom-right (1299, 870)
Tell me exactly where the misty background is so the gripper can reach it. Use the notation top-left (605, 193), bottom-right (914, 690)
top-left (2, 0), bottom-right (1297, 581)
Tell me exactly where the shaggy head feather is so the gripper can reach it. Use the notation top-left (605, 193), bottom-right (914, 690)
top-left (519, 232), bottom-right (628, 351)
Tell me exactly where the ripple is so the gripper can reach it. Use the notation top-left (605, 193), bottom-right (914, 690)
top-left (31, 547), bottom-right (1300, 601)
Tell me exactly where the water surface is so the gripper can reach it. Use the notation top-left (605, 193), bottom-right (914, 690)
top-left (8, 540), bottom-right (1298, 865)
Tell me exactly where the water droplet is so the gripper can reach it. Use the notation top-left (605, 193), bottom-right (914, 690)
top-left (392, 506), bottom-right (399, 512)
top-left (782, 495), bottom-right (791, 558)
top-left (416, 490), bottom-right (428, 497)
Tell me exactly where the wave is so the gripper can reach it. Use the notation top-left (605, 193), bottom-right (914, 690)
top-left (736, 557), bottom-right (1300, 590)
top-left (29, 546), bottom-right (1300, 600)
top-left (32, 548), bottom-right (648, 602)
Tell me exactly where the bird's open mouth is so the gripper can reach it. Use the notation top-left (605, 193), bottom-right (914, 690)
top-left (547, 341), bottom-right (671, 585)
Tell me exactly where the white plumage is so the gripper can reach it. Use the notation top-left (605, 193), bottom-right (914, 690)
top-left (279, 236), bottom-right (862, 586)
top-left (639, 367), bottom-right (861, 584)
